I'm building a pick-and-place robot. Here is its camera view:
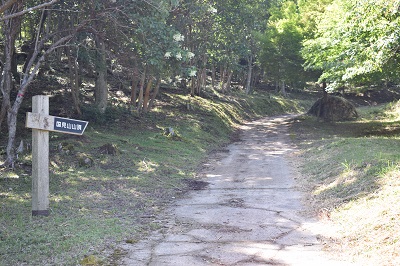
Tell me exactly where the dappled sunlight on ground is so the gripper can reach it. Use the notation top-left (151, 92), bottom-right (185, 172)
top-left (121, 115), bottom-right (357, 265)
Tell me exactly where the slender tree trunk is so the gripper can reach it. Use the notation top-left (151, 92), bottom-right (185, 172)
top-left (197, 74), bottom-right (201, 95)
top-left (66, 47), bottom-right (82, 116)
top-left (220, 66), bottom-right (227, 91)
top-left (1, 2), bottom-right (22, 166)
top-left (130, 58), bottom-right (139, 111)
top-left (4, 30), bottom-right (75, 168)
top-left (136, 68), bottom-right (146, 113)
top-left (196, 67), bottom-right (206, 96)
top-left (224, 70), bottom-right (233, 92)
top-left (211, 64), bottom-right (216, 88)
top-left (148, 77), bottom-right (161, 110)
top-left (94, 35), bottom-right (108, 114)
top-left (5, 94), bottom-right (23, 168)
top-left (195, 76), bottom-right (200, 96)
top-left (2, 1), bottom-right (75, 167)
top-left (191, 77), bottom-right (196, 96)
top-left (0, 2), bottom-right (21, 134)
top-left (5, 71), bottom-right (29, 167)
top-left (143, 76), bottom-right (153, 113)
top-left (0, 39), bottom-right (13, 132)
top-left (189, 76), bottom-right (194, 96)
top-left (245, 55), bottom-right (253, 94)
top-left (202, 68), bottom-right (206, 90)
top-left (241, 72), bottom-right (246, 90)
top-left (196, 54), bottom-right (207, 95)
top-left (280, 80), bottom-right (287, 96)
top-left (252, 68), bottom-right (259, 88)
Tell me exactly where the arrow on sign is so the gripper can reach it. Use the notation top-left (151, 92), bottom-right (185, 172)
top-left (26, 112), bottom-right (88, 135)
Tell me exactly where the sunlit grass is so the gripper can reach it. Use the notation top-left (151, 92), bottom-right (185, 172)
top-left (292, 100), bottom-right (400, 265)
top-left (331, 164), bottom-right (400, 265)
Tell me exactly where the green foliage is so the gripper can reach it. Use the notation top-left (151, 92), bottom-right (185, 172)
top-left (302, 0), bottom-right (400, 90)
top-left (258, 0), bottom-right (309, 88)
top-left (298, 0), bottom-right (333, 39)
top-left (211, 0), bottom-right (269, 69)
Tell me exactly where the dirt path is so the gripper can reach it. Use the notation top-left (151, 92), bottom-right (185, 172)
top-left (120, 115), bottom-right (355, 265)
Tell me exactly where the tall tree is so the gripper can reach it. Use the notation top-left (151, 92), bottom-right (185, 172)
top-left (212, 0), bottom-right (269, 94)
top-left (166, 0), bottom-right (215, 96)
top-left (302, 0), bottom-right (400, 91)
top-left (0, 0), bottom-right (23, 133)
top-left (1, 0), bottom-right (77, 168)
top-left (259, 0), bottom-right (307, 93)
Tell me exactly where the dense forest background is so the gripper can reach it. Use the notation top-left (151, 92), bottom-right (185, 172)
top-left (1, 0), bottom-right (400, 167)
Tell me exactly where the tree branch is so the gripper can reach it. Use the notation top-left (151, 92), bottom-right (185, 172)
top-left (0, 0), bottom-right (18, 15)
top-left (0, 0), bottom-right (21, 14)
top-left (0, 0), bottom-right (58, 21)
top-left (20, 32), bottom-right (76, 94)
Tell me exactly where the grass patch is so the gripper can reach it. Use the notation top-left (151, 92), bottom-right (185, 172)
top-left (290, 100), bottom-right (400, 265)
top-left (0, 87), bottom-right (312, 265)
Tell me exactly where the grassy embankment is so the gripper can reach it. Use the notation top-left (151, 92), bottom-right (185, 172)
top-left (290, 100), bottom-right (400, 266)
top-left (0, 87), bottom-right (312, 265)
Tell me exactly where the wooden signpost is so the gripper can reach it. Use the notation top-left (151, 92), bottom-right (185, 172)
top-left (26, 95), bottom-right (88, 216)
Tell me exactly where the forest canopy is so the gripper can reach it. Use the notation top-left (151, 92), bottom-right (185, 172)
top-left (1, 0), bottom-right (400, 166)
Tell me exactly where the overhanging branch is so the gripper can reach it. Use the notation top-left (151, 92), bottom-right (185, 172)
top-left (0, 0), bottom-right (58, 21)
top-left (0, 0), bottom-right (18, 15)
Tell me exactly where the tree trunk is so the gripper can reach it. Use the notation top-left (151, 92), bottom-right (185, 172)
top-left (211, 64), bottom-right (216, 88)
top-left (196, 54), bottom-right (207, 96)
top-left (280, 80), bottom-right (287, 96)
top-left (94, 36), bottom-right (108, 114)
top-left (1, 2), bottom-right (22, 166)
top-left (245, 55), bottom-right (253, 94)
top-left (201, 67), bottom-right (206, 92)
top-left (196, 67), bottom-right (206, 96)
top-left (148, 77), bottom-right (161, 110)
top-left (220, 66), bottom-right (227, 91)
top-left (0, 2), bottom-right (21, 134)
top-left (3, 27), bottom-right (75, 168)
top-left (191, 77), bottom-right (196, 96)
top-left (130, 58), bottom-right (139, 111)
top-left (143, 76), bottom-right (153, 113)
top-left (5, 94), bottom-right (22, 168)
top-left (136, 69), bottom-right (146, 113)
top-left (189, 76), bottom-right (194, 96)
top-left (66, 47), bottom-right (82, 116)
top-left (5, 75), bottom-right (27, 168)
top-left (0, 36), bottom-right (14, 133)
top-left (224, 70), bottom-right (233, 92)
top-left (2, 1), bottom-right (76, 167)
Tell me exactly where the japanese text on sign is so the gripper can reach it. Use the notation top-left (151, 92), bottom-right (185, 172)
top-left (54, 117), bottom-right (87, 134)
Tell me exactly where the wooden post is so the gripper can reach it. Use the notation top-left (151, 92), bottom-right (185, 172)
top-left (31, 95), bottom-right (50, 216)
top-left (26, 96), bottom-right (87, 216)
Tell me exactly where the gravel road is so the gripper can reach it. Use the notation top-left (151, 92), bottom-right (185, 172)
top-left (120, 115), bottom-right (356, 266)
